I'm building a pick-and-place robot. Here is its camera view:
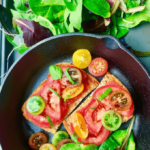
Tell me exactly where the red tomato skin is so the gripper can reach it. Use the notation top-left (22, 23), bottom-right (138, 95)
top-left (119, 102), bottom-right (134, 117)
top-left (93, 82), bottom-right (134, 117)
top-left (25, 66), bottom-right (87, 128)
top-left (25, 76), bottom-right (69, 128)
top-left (88, 58), bottom-right (108, 77)
top-left (70, 123), bottom-right (75, 135)
top-left (84, 99), bottom-right (104, 136)
top-left (78, 126), bottom-right (110, 145)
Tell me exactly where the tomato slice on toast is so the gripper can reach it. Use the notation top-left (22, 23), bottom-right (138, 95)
top-left (84, 99), bottom-right (105, 136)
top-left (78, 126), bottom-right (110, 145)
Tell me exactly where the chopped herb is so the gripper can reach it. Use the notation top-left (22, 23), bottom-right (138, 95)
top-left (64, 95), bottom-right (71, 102)
top-left (89, 107), bottom-right (96, 110)
top-left (46, 115), bottom-right (54, 128)
top-left (98, 87), bottom-right (112, 101)
top-left (65, 67), bottom-right (77, 84)
top-left (49, 87), bottom-right (62, 98)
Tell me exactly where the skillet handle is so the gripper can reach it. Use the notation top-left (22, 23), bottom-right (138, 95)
top-left (98, 35), bottom-right (150, 78)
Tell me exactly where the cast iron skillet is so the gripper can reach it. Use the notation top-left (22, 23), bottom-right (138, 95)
top-left (0, 33), bottom-right (150, 150)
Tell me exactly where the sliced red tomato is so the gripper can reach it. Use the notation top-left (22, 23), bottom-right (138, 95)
top-left (26, 76), bottom-right (69, 127)
top-left (93, 83), bottom-right (134, 117)
top-left (25, 109), bottom-right (50, 128)
top-left (78, 126), bottom-right (110, 145)
top-left (41, 79), bottom-right (62, 122)
top-left (119, 102), bottom-right (134, 117)
top-left (70, 123), bottom-right (75, 135)
top-left (93, 85), bottom-right (128, 107)
top-left (108, 90), bottom-right (132, 111)
top-left (84, 99), bottom-right (105, 136)
top-left (88, 58), bottom-right (108, 77)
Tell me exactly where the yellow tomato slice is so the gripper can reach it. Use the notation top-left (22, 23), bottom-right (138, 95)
top-left (39, 143), bottom-right (56, 150)
top-left (72, 49), bottom-right (92, 69)
top-left (62, 84), bottom-right (84, 99)
top-left (73, 112), bottom-right (88, 139)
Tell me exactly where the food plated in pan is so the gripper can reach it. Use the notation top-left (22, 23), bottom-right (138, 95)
top-left (22, 49), bottom-right (135, 150)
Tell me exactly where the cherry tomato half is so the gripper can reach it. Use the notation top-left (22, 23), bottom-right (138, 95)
top-left (62, 84), bottom-right (84, 100)
top-left (108, 90), bottom-right (132, 111)
top-left (29, 132), bottom-right (47, 149)
top-left (39, 143), bottom-right (56, 150)
top-left (88, 57), bottom-right (108, 77)
top-left (102, 110), bottom-right (122, 131)
top-left (73, 49), bottom-right (92, 69)
top-left (26, 96), bottom-right (45, 115)
top-left (73, 112), bottom-right (88, 139)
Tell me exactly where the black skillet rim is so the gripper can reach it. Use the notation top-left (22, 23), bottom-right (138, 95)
top-left (0, 33), bottom-right (150, 92)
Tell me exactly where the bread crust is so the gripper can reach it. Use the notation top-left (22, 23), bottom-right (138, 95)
top-left (22, 62), bottom-right (99, 134)
top-left (63, 72), bottom-right (134, 136)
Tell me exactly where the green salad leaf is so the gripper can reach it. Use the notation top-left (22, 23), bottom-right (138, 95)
top-left (60, 143), bottom-right (81, 150)
top-left (64, 0), bottom-right (78, 11)
top-left (69, 0), bottom-right (83, 30)
top-left (126, 0), bottom-right (141, 9)
top-left (54, 22), bottom-right (67, 34)
top-left (99, 130), bottom-right (135, 150)
top-left (117, 0), bottom-right (150, 29)
top-left (83, 0), bottom-right (111, 18)
top-left (0, 0), bottom-right (149, 56)
top-left (13, 0), bottom-right (29, 12)
top-left (64, 8), bottom-right (75, 32)
top-left (80, 144), bottom-right (98, 150)
top-left (29, 0), bottom-right (66, 22)
top-left (11, 9), bottom-right (57, 35)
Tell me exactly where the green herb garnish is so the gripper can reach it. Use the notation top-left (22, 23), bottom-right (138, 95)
top-left (98, 87), bottom-right (112, 101)
top-left (49, 65), bottom-right (63, 80)
top-left (46, 115), bottom-right (54, 128)
top-left (64, 95), bottom-right (71, 102)
top-left (49, 87), bottom-right (62, 98)
top-left (65, 67), bottom-right (77, 84)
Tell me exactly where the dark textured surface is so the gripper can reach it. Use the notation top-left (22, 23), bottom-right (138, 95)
top-left (0, 33), bottom-right (150, 150)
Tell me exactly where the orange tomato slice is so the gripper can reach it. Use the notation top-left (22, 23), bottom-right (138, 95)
top-left (73, 112), bottom-right (88, 139)
top-left (62, 84), bottom-right (84, 99)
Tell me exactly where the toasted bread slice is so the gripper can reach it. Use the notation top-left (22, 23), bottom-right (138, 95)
top-left (63, 72), bottom-right (134, 136)
top-left (22, 63), bottom-right (99, 134)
